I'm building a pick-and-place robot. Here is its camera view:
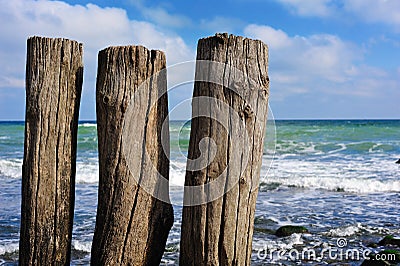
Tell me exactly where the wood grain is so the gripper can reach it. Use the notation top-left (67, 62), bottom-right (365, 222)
top-left (180, 33), bottom-right (269, 266)
top-left (20, 36), bottom-right (83, 265)
top-left (91, 45), bottom-right (173, 265)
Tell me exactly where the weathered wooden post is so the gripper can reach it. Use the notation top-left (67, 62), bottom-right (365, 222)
top-left (180, 33), bottom-right (269, 265)
top-left (91, 46), bottom-right (174, 265)
top-left (20, 36), bottom-right (83, 265)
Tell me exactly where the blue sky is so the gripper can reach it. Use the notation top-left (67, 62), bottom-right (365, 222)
top-left (0, 0), bottom-right (399, 120)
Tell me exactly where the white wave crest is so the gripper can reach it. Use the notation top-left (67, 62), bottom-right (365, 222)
top-left (262, 157), bottom-right (400, 193)
top-left (72, 240), bottom-right (91, 253)
top-left (80, 123), bottom-right (97, 128)
top-left (0, 159), bottom-right (22, 178)
top-left (170, 161), bottom-right (186, 187)
top-left (327, 224), bottom-right (361, 237)
top-left (76, 161), bottom-right (99, 183)
top-left (265, 176), bottom-right (400, 193)
top-left (0, 241), bottom-right (19, 256)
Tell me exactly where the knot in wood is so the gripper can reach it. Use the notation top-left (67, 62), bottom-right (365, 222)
top-left (261, 75), bottom-right (269, 87)
top-left (103, 95), bottom-right (110, 105)
top-left (243, 104), bottom-right (254, 118)
top-left (229, 79), bottom-right (242, 92)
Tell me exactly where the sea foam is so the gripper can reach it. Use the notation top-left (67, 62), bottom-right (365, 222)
top-left (0, 159), bottom-right (22, 178)
top-left (261, 155), bottom-right (400, 193)
top-left (0, 241), bottom-right (18, 256)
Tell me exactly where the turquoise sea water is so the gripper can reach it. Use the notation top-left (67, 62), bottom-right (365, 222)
top-left (0, 120), bottom-right (399, 265)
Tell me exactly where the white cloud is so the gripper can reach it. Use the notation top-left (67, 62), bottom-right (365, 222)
top-left (245, 25), bottom-right (292, 48)
top-left (0, 0), bottom-right (194, 91)
top-left (274, 0), bottom-right (400, 26)
top-left (129, 21), bottom-right (194, 65)
top-left (0, 0), bottom-right (195, 119)
top-left (141, 7), bottom-right (191, 28)
top-left (244, 24), bottom-right (398, 100)
top-left (273, 0), bottom-right (335, 17)
top-left (200, 16), bottom-right (244, 33)
top-left (128, 0), bottom-right (192, 28)
top-left (0, 76), bottom-right (24, 88)
top-left (343, 0), bottom-right (400, 26)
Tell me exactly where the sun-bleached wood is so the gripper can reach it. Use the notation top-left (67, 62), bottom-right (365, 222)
top-left (20, 36), bottom-right (83, 265)
top-left (91, 45), bottom-right (173, 265)
top-left (180, 33), bottom-right (269, 266)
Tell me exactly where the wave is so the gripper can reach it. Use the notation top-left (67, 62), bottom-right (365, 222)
top-left (260, 154), bottom-right (400, 193)
top-left (0, 159), bottom-right (22, 178)
top-left (76, 159), bottom-right (186, 185)
top-left (0, 157), bottom-right (184, 185)
top-left (1, 149), bottom-right (398, 194)
top-left (326, 223), bottom-right (392, 237)
top-left (2, 156), bottom-right (399, 194)
top-left (266, 177), bottom-right (400, 193)
top-left (79, 123), bottom-right (97, 128)
top-left (170, 161), bottom-right (186, 187)
top-left (274, 140), bottom-right (399, 156)
top-left (170, 154), bottom-right (400, 194)
top-left (327, 224), bottom-right (362, 237)
top-left (76, 161), bottom-right (99, 183)
top-left (0, 241), bottom-right (18, 256)
top-left (72, 240), bottom-right (91, 253)
top-left (0, 158), bottom-right (100, 183)
top-left (253, 232), bottom-right (305, 251)
top-left (0, 240), bottom-right (93, 259)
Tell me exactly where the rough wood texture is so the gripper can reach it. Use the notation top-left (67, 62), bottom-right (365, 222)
top-left (180, 33), bottom-right (269, 265)
top-left (20, 36), bottom-right (83, 265)
top-left (91, 46), bottom-right (173, 265)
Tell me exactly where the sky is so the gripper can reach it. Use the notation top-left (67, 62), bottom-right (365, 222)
top-left (0, 0), bottom-right (399, 120)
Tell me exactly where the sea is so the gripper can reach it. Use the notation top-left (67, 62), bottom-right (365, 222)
top-left (0, 119), bottom-right (399, 265)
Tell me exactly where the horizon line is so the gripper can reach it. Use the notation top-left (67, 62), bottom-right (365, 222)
top-left (1, 118), bottom-right (399, 123)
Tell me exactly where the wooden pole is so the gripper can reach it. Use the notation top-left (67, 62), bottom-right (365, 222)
top-left (19, 36), bottom-right (83, 265)
top-left (180, 33), bottom-right (269, 265)
top-left (91, 46), bottom-right (174, 265)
